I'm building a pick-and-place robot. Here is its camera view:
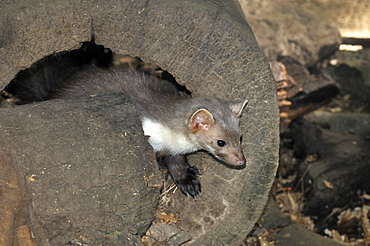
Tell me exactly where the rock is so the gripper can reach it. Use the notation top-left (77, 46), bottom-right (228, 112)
top-left (305, 111), bottom-right (370, 136)
top-left (289, 118), bottom-right (370, 229)
top-left (239, 0), bottom-right (341, 67)
top-left (275, 224), bottom-right (342, 246)
top-left (295, 0), bottom-right (370, 38)
top-left (328, 48), bottom-right (370, 103)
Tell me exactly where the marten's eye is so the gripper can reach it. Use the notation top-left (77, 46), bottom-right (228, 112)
top-left (217, 140), bottom-right (226, 147)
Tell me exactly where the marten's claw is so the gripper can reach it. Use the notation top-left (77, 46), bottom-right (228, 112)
top-left (159, 155), bottom-right (201, 197)
top-left (176, 166), bottom-right (201, 197)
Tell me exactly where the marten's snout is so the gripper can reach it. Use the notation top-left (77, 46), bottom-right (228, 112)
top-left (234, 153), bottom-right (246, 166)
top-left (220, 151), bottom-right (245, 166)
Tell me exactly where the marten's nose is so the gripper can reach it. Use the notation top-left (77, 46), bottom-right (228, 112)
top-left (234, 153), bottom-right (246, 166)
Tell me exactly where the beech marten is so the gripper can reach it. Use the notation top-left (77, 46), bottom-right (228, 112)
top-left (59, 68), bottom-right (248, 197)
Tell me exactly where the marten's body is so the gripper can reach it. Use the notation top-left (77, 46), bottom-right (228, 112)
top-left (59, 68), bottom-right (247, 196)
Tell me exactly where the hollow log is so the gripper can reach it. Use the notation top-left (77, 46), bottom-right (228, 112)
top-left (0, 0), bottom-right (279, 245)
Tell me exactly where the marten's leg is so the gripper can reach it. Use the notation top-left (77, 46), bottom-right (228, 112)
top-left (157, 154), bottom-right (201, 197)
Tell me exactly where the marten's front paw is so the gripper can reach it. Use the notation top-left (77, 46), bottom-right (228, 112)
top-left (175, 166), bottom-right (201, 197)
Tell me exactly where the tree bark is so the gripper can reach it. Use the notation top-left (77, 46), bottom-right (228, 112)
top-left (0, 95), bottom-right (160, 245)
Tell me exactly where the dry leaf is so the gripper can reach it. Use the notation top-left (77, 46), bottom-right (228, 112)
top-left (323, 180), bottom-right (334, 189)
top-left (362, 205), bottom-right (370, 243)
top-left (156, 211), bottom-right (180, 224)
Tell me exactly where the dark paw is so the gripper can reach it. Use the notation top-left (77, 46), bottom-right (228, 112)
top-left (175, 166), bottom-right (201, 197)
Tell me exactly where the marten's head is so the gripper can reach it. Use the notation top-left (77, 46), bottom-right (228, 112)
top-left (188, 98), bottom-right (248, 167)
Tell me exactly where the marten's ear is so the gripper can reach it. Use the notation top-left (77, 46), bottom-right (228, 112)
top-left (189, 109), bottom-right (215, 132)
top-left (230, 99), bottom-right (248, 118)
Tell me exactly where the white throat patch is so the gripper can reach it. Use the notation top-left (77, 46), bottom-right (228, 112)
top-left (141, 118), bottom-right (200, 155)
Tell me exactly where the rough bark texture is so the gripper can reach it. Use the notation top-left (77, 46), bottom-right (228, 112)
top-left (0, 0), bottom-right (279, 245)
top-left (271, 60), bottom-right (340, 118)
top-left (0, 95), bottom-right (161, 245)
